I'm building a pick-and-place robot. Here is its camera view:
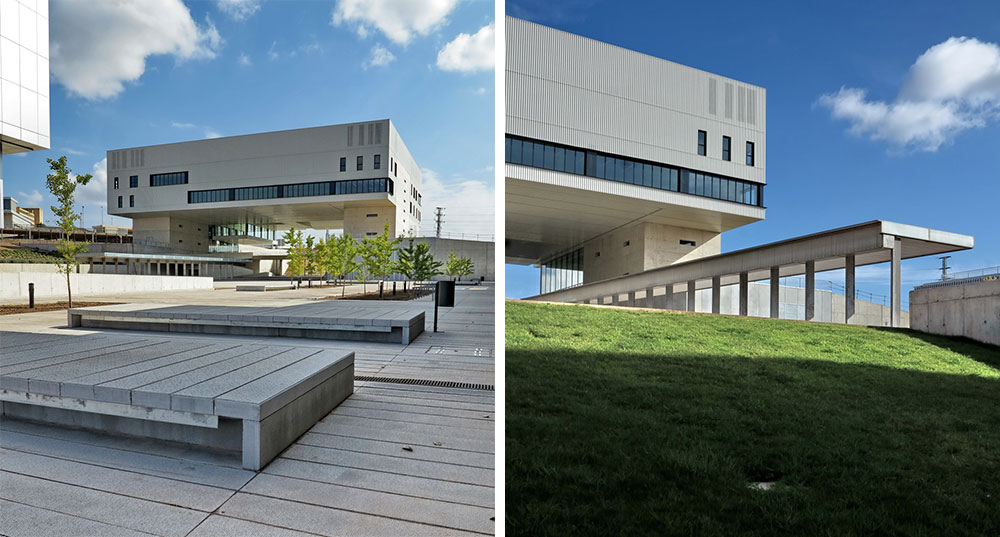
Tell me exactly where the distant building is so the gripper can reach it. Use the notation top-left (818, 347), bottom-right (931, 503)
top-left (93, 224), bottom-right (131, 236)
top-left (107, 121), bottom-right (422, 253)
top-left (3, 197), bottom-right (39, 229)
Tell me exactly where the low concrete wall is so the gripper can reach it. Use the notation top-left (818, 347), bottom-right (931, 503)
top-left (910, 280), bottom-right (999, 346)
top-left (0, 263), bottom-right (94, 274)
top-left (0, 272), bottom-right (214, 303)
top-left (640, 282), bottom-right (907, 327)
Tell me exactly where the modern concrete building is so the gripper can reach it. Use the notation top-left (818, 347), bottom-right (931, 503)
top-left (3, 195), bottom-right (42, 228)
top-left (107, 121), bottom-right (423, 253)
top-left (506, 16), bottom-right (765, 293)
top-left (1, 0), bottom-right (50, 203)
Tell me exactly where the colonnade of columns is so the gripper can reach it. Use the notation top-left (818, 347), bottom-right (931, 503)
top-left (578, 236), bottom-right (904, 328)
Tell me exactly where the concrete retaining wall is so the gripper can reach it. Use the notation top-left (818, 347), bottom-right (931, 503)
top-left (0, 263), bottom-right (94, 274)
top-left (910, 280), bottom-right (999, 346)
top-left (0, 272), bottom-right (214, 303)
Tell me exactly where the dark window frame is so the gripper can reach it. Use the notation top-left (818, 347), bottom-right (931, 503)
top-left (149, 171), bottom-right (189, 187)
top-left (697, 130), bottom-right (707, 156)
top-left (505, 134), bottom-right (764, 208)
top-left (339, 157), bottom-right (346, 172)
top-left (129, 195), bottom-right (134, 207)
top-left (113, 177), bottom-right (119, 190)
top-left (188, 177), bottom-right (394, 204)
top-left (117, 196), bottom-right (122, 208)
top-left (722, 136), bottom-right (731, 161)
top-left (746, 141), bottom-right (755, 166)
top-left (357, 156), bottom-right (363, 171)
top-left (374, 154), bottom-right (381, 170)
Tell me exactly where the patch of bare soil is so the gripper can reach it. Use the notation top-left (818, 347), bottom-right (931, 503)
top-left (321, 289), bottom-right (429, 301)
top-left (0, 302), bottom-right (122, 315)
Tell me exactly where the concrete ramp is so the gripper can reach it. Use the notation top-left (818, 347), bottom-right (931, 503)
top-left (68, 302), bottom-right (425, 344)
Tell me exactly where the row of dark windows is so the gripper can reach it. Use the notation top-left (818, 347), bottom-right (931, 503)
top-left (188, 178), bottom-right (394, 204)
top-left (116, 195), bottom-right (135, 208)
top-left (504, 135), bottom-right (763, 207)
top-left (339, 154), bottom-right (383, 172)
top-left (699, 130), bottom-right (755, 165)
top-left (150, 171), bottom-right (189, 187)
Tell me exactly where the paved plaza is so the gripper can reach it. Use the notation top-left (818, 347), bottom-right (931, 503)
top-left (0, 282), bottom-right (495, 536)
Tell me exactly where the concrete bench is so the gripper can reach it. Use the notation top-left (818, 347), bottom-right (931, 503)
top-left (0, 331), bottom-right (354, 470)
top-left (68, 303), bottom-right (425, 345)
top-left (235, 284), bottom-right (296, 292)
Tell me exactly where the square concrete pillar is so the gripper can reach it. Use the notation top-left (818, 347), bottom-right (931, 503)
top-left (805, 261), bottom-right (816, 321)
top-left (645, 287), bottom-right (655, 308)
top-left (627, 291), bottom-right (635, 307)
top-left (612, 294), bottom-right (620, 306)
top-left (890, 236), bottom-right (902, 328)
top-left (711, 276), bottom-right (721, 314)
top-left (687, 280), bottom-right (696, 312)
top-left (769, 267), bottom-right (780, 319)
top-left (845, 254), bottom-right (856, 324)
top-left (661, 284), bottom-right (673, 310)
top-left (739, 272), bottom-right (749, 316)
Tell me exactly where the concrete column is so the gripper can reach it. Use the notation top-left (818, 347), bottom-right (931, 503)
top-left (769, 267), bottom-right (780, 319)
top-left (102, 258), bottom-right (108, 274)
top-left (627, 291), bottom-right (635, 307)
top-left (645, 287), bottom-right (655, 308)
top-left (805, 261), bottom-right (816, 321)
top-left (612, 293), bottom-right (620, 306)
top-left (845, 254), bottom-right (856, 325)
top-left (662, 284), bottom-right (673, 310)
top-left (687, 280), bottom-right (696, 312)
top-left (739, 272), bottom-right (749, 316)
top-left (890, 236), bottom-right (902, 328)
top-left (711, 276), bottom-right (721, 314)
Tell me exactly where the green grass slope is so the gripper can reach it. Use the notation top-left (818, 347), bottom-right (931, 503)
top-left (506, 301), bottom-right (1000, 537)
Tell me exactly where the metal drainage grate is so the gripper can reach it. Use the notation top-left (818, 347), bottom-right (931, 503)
top-left (355, 376), bottom-right (494, 391)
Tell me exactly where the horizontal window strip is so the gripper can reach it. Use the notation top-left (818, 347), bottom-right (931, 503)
top-left (188, 178), bottom-right (394, 204)
top-left (505, 135), bottom-right (763, 208)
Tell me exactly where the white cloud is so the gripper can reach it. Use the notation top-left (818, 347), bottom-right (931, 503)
top-left (76, 158), bottom-right (108, 206)
top-left (51, 0), bottom-right (224, 100)
top-left (475, 87), bottom-right (486, 95)
top-left (364, 44), bottom-right (396, 69)
top-left (215, 0), bottom-right (261, 21)
top-left (204, 130), bottom-right (222, 139)
top-left (171, 121), bottom-right (221, 139)
top-left (331, 0), bottom-right (459, 45)
top-left (237, 52), bottom-right (252, 66)
top-left (63, 148), bottom-right (87, 156)
top-left (419, 168), bottom-right (494, 237)
top-left (267, 41), bottom-right (279, 61)
top-left (17, 190), bottom-right (44, 205)
top-left (171, 121), bottom-right (197, 129)
top-left (818, 36), bottom-right (1000, 151)
top-left (437, 23), bottom-right (494, 73)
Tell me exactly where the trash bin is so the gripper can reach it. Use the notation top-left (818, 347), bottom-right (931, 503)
top-left (436, 280), bottom-right (456, 307)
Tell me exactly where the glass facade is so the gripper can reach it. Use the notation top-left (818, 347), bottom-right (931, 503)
top-left (540, 248), bottom-right (584, 294)
top-left (210, 221), bottom-right (276, 242)
top-left (188, 178), bottom-right (394, 204)
top-left (505, 135), bottom-right (764, 207)
top-left (150, 171), bottom-right (189, 187)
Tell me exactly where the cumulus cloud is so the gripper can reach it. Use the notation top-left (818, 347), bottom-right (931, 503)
top-left (237, 52), bottom-right (252, 66)
top-left (364, 44), bottom-right (396, 69)
top-left (331, 0), bottom-right (459, 45)
top-left (437, 23), bottom-right (494, 73)
top-left (171, 121), bottom-right (221, 139)
top-left (51, 0), bottom-right (223, 100)
top-left (818, 36), bottom-right (1000, 151)
top-left (17, 190), bottom-right (44, 205)
top-left (419, 168), bottom-right (494, 237)
top-left (216, 0), bottom-right (261, 21)
top-left (76, 158), bottom-right (108, 206)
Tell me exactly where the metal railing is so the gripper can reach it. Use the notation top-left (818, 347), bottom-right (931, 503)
top-left (417, 232), bottom-right (494, 242)
top-left (945, 266), bottom-right (1000, 281)
top-left (916, 266), bottom-right (1000, 289)
top-left (780, 277), bottom-right (893, 308)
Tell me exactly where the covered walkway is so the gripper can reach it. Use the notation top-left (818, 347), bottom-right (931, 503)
top-left (529, 221), bottom-right (974, 327)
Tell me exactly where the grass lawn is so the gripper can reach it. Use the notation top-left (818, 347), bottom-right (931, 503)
top-left (506, 301), bottom-right (1000, 536)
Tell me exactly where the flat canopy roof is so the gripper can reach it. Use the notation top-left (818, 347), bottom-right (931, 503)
top-left (78, 252), bottom-right (251, 263)
top-left (529, 220), bottom-right (974, 301)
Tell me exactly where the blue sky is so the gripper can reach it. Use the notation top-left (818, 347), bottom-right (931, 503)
top-left (505, 0), bottom-right (1000, 303)
top-left (3, 0), bottom-right (494, 238)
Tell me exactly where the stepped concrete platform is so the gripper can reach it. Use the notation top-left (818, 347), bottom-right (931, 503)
top-left (0, 332), bottom-right (354, 470)
top-left (68, 302), bottom-right (425, 344)
top-left (236, 284), bottom-right (297, 292)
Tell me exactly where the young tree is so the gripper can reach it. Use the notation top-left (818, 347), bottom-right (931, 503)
top-left (304, 235), bottom-right (318, 287)
top-left (445, 251), bottom-right (475, 281)
top-left (358, 223), bottom-right (401, 298)
top-left (282, 227), bottom-right (306, 287)
top-left (321, 233), bottom-right (359, 297)
top-left (397, 238), bottom-right (442, 291)
top-left (45, 156), bottom-right (91, 308)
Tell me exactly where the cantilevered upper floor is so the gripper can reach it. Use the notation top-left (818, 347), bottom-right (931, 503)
top-left (506, 16), bottom-right (767, 272)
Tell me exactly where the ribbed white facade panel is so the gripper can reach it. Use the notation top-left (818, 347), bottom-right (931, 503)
top-left (506, 16), bottom-right (765, 184)
top-left (0, 0), bottom-right (49, 154)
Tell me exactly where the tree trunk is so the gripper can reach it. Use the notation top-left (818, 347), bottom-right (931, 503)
top-left (66, 270), bottom-right (72, 309)
top-left (379, 280), bottom-right (384, 299)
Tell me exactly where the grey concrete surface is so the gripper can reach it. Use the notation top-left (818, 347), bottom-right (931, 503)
top-left (0, 282), bottom-right (495, 536)
top-left (910, 278), bottom-right (999, 346)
